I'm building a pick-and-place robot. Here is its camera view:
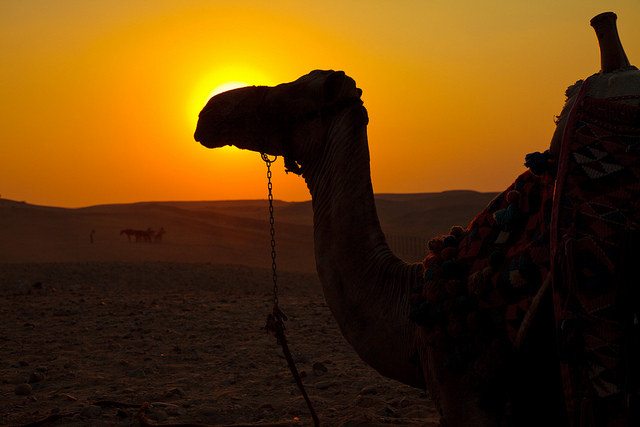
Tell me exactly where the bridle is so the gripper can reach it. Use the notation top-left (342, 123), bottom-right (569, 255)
top-left (254, 86), bottom-right (366, 175)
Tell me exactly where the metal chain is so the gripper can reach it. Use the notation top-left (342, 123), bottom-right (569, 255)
top-left (260, 152), bottom-right (320, 426)
top-left (261, 153), bottom-right (279, 307)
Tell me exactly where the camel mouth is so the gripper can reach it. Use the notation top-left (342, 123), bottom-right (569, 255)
top-left (193, 100), bottom-right (239, 149)
top-left (196, 137), bottom-right (225, 149)
top-left (194, 85), bottom-right (267, 149)
top-left (193, 124), bottom-right (224, 149)
top-left (193, 125), bottom-right (221, 148)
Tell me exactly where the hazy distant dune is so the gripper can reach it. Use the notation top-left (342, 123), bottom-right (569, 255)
top-left (0, 191), bottom-right (497, 271)
top-left (0, 191), bottom-right (498, 426)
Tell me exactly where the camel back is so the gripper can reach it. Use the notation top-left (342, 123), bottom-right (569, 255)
top-left (409, 71), bottom-right (640, 424)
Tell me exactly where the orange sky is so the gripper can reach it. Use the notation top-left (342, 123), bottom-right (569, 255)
top-left (2, 1), bottom-right (639, 207)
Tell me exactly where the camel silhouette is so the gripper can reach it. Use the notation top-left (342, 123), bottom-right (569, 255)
top-left (194, 12), bottom-right (640, 426)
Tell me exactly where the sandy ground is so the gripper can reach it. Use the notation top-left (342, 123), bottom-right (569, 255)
top-left (0, 193), bottom-right (495, 426)
top-left (0, 263), bottom-right (440, 426)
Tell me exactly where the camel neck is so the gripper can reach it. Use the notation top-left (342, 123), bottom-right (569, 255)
top-left (301, 105), bottom-right (425, 388)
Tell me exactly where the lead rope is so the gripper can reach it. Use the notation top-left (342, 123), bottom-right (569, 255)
top-left (261, 153), bottom-right (320, 427)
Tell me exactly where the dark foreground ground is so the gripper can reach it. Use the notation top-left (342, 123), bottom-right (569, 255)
top-left (0, 262), bottom-right (439, 426)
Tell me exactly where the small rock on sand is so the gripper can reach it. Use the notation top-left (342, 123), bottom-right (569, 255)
top-left (312, 361), bottom-right (328, 376)
top-left (128, 368), bottom-right (146, 378)
top-left (164, 387), bottom-right (187, 398)
top-left (200, 407), bottom-right (219, 417)
top-left (360, 385), bottom-right (378, 395)
top-left (14, 383), bottom-right (32, 395)
top-left (28, 371), bottom-right (45, 383)
top-left (315, 380), bottom-right (340, 390)
top-left (80, 405), bottom-right (102, 419)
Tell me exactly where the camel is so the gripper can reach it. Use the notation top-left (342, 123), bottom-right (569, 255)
top-left (194, 13), bottom-right (640, 426)
top-left (120, 228), bottom-right (136, 243)
top-left (136, 227), bottom-right (155, 243)
top-left (154, 227), bottom-right (166, 243)
top-left (121, 228), bottom-right (155, 243)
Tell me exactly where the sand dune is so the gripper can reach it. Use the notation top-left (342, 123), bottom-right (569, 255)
top-left (0, 192), bottom-right (496, 426)
top-left (0, 191), bottom-right (496, 270)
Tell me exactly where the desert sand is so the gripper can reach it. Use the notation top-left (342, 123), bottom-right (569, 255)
top-left (0, 191), bottom-right (495, 426)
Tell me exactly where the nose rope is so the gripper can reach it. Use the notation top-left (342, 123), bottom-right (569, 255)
top-left (257, 94), bottom-right (365, 175)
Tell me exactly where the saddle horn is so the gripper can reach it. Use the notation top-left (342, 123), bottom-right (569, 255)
top-left (590, 12), bottom-right (631, 73)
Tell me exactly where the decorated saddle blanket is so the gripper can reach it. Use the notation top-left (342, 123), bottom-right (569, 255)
top-left (551, 77), bottom-right (640, 426)
top-left (409, 74), bottom-right (640, 425)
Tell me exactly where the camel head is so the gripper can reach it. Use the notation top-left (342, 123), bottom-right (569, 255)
top-left (194, 69), bottom-right (367, 174)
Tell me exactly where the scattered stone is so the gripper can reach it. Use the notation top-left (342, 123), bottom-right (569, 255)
top-left (165, 406), bottom-right (187, 417)
top-left (223, 375), bottom-right (238, 384)
top-left (398, 396), bottom-right (412, 408)
top-left (13, 280), bottom-right (29, 295)
top-left (164, 387), bottom-right (187, 398)
top-left (314, 381), bottom-right (340, 390)
top-left (14, 383), bottom-right (32, 395)
top-left (127, 368), bottom-right (146, 378)
top-left (200, 407), bottom-right (219, 417)
top-left (384, 405), bottom-right (400, 417)
top-left (294, 353), bottom-right (309, 364)
top-left (354, 395), bottom-right (383, 408)
top-left (146, 408), bottom-right (167, 422)
top-left (312, 362), bottom-right (328, 376)
top-left (80, 405), bottom-right (101, 419)
top-left (360, 385), bottom-right (378, 395)
top-left (28, 371), bottom-right (45, 383)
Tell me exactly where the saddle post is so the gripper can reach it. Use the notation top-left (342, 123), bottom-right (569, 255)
top-left (590, 12), bottom-right (630, 73)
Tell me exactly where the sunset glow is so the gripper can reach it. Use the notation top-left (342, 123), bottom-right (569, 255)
top-left (1, 1), bottom-right (639, 207)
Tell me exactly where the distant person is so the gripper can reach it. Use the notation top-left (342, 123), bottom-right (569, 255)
top-left (90, 229), bottom-right (96, 244)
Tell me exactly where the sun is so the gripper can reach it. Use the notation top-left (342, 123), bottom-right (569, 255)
top-left (179, 66), bottom-right (277, 168)
top-left (206, 81), bottom-right (249, 101)
top-left (185, 66), bottom-right (274, 129)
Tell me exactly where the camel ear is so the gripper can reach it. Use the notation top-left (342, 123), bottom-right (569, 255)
top-left (323, 71), bottom-right (348, 104)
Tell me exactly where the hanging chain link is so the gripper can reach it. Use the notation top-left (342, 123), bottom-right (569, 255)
top-left (261, 153), bottom-right (279, 307)
top-left (260, 152), bottom-right (320, 426)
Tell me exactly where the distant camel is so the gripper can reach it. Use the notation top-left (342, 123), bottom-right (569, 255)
top-left (154, 227), bottom-right (166, 243)
top-left (136, 228), bottom-right (155, 243)
top-left (120, 229), bottom-right (136, 242)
